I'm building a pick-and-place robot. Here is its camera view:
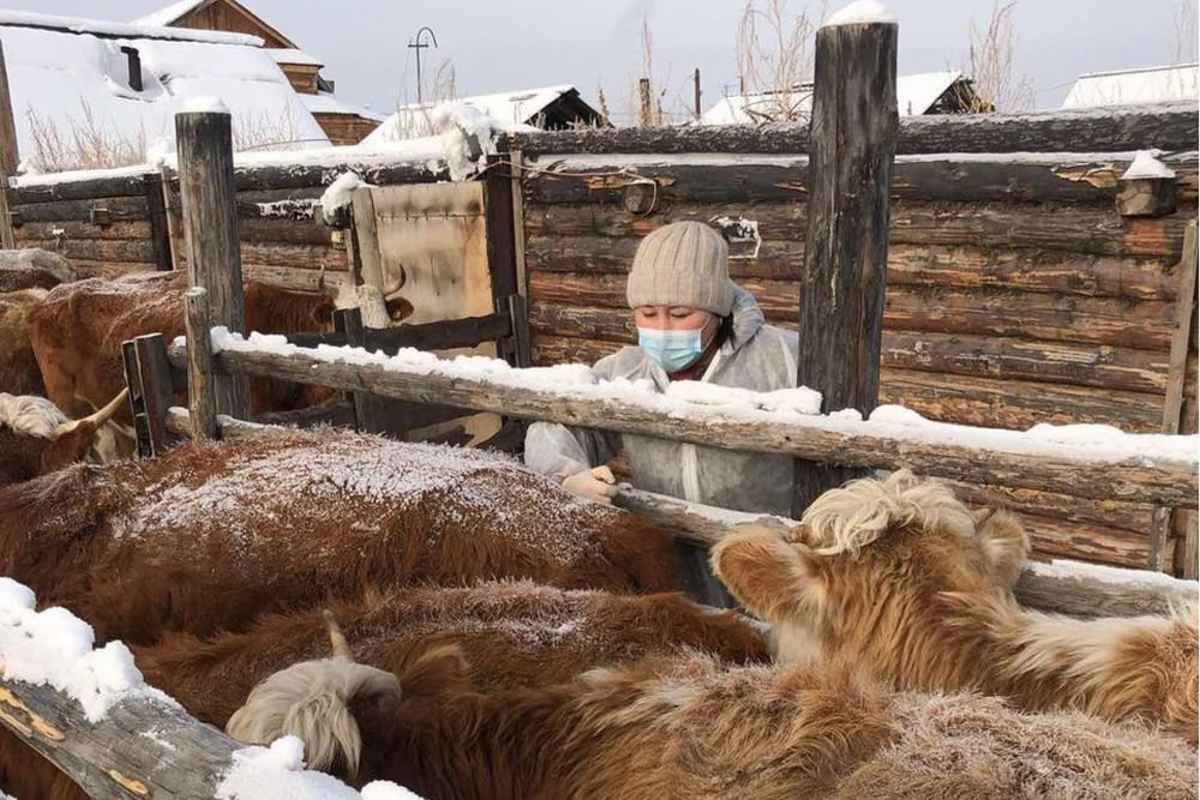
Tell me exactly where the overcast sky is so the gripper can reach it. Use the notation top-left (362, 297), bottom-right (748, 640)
top-left (21, 0), bottom-right (1199, 118)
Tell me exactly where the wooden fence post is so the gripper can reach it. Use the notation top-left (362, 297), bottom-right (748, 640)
top-left (120, 334), bottom-right (176, 457)
top-left (184, 287), bottom-right (219, 441)
top-left (638, 78), bottom-right (652, 127)
top-left (144, 172), bottom-right (174, 271)
top-left (175, 107), bottom-right (251, 420)
top-left (0, 41), bottom-right (19, 249)
top-left (791, 6), bottom-right (898, 518)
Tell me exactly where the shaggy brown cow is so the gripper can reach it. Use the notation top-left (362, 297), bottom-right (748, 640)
top-left (0, 429), bottom-right (679, 644)
top-left (0, 389), bottom-right (127, 487)
top-left (226, 645), bottom-right (1198, 799)
top-left (28, 271), bottom-right (334, 428)
top-left (712, 470), bottom-right (1200, 745)
top-left (138, 580), bottom-right (769, 727)
top-left (0, 288), bottom-right (48, 395)
top-left (0, 582), bottom-right (767, 800)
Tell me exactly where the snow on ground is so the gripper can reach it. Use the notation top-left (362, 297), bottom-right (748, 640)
top-left (196, 328), bottom-right (1199, 469)
top-left (216, 736), bottom-right (425, 800)
top-left (0, 577), bottom-right (177, 722)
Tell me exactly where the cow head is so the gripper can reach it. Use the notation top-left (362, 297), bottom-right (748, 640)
top-left (0, 388), bottom-right (129, 488)
top-left (711, 470), bottom-right (1029, 670)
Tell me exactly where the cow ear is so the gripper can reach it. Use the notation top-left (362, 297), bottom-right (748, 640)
top-left (711, 524), bottom-right (825, 625)
top-left (974, 508), bottom-right (1030, 588)
top-left (397, 643), bottom-right (472, 699)
top-left (40, 419), bottom-right (99, 473)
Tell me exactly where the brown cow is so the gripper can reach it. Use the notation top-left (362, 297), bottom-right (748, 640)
top-left (226, 645), bottom-right (1197, 799)
top-left (138, 581), bottom-right (769, 727)
top-left (28, 271), bottom-right (334, 431)
top-left (711, 470), bottom-right (1199, 745)
top-left (0, 288), bottom-right (48, 396)
top-left (0, 428), bottom-right (680, 645)
top-left (0, 389), bottom-right (127, 487)
top-left (0, 582), bottom-right (767, 800)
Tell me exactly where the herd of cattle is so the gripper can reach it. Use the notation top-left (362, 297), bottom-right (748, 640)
top-left (0, 250), bottom-right (1197, 799)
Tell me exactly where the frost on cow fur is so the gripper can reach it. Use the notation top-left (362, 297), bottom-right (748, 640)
top-left (0, 392), bottom-right (68, 438)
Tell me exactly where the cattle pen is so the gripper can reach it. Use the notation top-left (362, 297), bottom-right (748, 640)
top-left (1, 9), bottom-right (1198, 800)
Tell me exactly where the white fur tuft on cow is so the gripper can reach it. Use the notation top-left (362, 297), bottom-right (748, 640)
top-left (0, 388), bottom-right (128, 487)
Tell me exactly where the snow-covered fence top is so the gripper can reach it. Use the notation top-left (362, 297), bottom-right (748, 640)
top-left (166, 329), bottom-right (1199, 509)
top-left (501, 100), bottom-right (1198, 157)
top-left (0, 577), bottom-right (424, 799)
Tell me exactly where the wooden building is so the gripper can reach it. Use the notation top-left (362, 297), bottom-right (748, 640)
top-left (132, 0), bottom-right (384, 144)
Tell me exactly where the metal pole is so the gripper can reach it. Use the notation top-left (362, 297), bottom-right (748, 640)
top-left (408, 26), bottom-right (438, 105)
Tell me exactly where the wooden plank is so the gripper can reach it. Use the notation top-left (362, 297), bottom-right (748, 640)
top-left (1150, 220), bottom-right (1199, 572)
top-left (120, 340), bottom-right (153, 459)
top-left (132, 334), bottom-right (175, 456)
top-left (183, 288), bottom-right (218, 441)
top-left (524, 151), bottom-right (1198, 206)
top-left (523, 200), bottom-right (1193, 258)
top-left (15, 237), bottom-right (156, 264)
top-left (947, 479), bottom-right (1155, 535)
top-left (528, 274), bottom-right (1175, 350)
top-left (527, 302), bottom-right (1173, 392)
top-left (144, 173), bottom-right (173, 271)
top-left (1021, 514), bottom-right (1150, 569)
top-left (879, 368), bottom-right (1164, 434)
top-left (164, 336), bottom-right (1199, 508)
top-left (502, 100), bottom-right (1198, 156)
top-left (237, 217), bottom-right (335, 247)
top-left (790, 15), bottom-right (897, 517)
top-left (287, 311), bottom-right (512, 353)
top-left (506, 293), bottom-right (533, 367)
top-left (175, 108), bottom-right (251, 421)
top-left (241, 263), bottom-right (350, 294)
top-left (9, 220), bottom-right (151, 241)
top-left (509, 148), bottom-right (529, 297)
top-left (334, 307), bottom-right (392, 435)
top-left (9, 196), bottom-right (149, 224)
top-left (525, 236), bottom-right (1179, 301)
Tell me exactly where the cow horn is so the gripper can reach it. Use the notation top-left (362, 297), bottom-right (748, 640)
top-left (322, 609), bottom-right (354, 661)
top-left (55, 388), bottom-right (129, 437)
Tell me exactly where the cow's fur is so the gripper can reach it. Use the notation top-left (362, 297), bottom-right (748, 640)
top-left (0, 248), bottom-right (75, 292)
top-left (28, 271), bottom-right (334, 428)
top-left (0, 429), bottom-right (679, 644)
top-left (712, 470), bottom-right (1199, 744)
top-left (0, 390), bottom-right (126, 487)
top-left (0, 288), bottom-right (48, 396)
top-left (137, 581), bottom-right (769, 727)
top-left (227, 647), bottom-right (1198, 799)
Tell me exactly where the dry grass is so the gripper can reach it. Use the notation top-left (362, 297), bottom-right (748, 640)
top-left (24, 98), bottom-right (322, 173)
top-left (734, 0), bottom-right (820, 122)
top-left (961, 1), bottom-right (1034, 112)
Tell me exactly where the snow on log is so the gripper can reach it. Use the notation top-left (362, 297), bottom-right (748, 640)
top-left (501, 101), bottom-right (1198, 156)
top-left (165, 331), bottom-right (1199, 508)
top-left (0, 577), bottom-right (422, 799)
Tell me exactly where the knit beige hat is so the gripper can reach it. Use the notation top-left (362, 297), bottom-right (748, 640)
top-left (626, 221), bottom-right (736, 316)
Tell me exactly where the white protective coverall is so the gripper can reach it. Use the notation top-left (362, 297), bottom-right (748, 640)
top-left (525, 286), bottom-right (800, 517)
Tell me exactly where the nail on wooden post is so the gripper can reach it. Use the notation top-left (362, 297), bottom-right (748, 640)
top-left (184, 287), bottom-right (218, 441)
top-left (175, 105), bottom-right (250, 420)
top-left (791, 4), bottom-right (898, 519)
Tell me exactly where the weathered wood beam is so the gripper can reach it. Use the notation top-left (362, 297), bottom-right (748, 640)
top-left (501, 101), bottom-right (1198, 156)
top-left (612, 484), bottom-right (1195, 617)
top-left (164, 337), bottom-right (1198, 508)
top-left (286, 310), bottom-right (513, 353)
top-left (176, 107), bottom-right (251, 421)
top-left (0, 673), bottom-right (241, 800)
top-left (523, 151), bottom-right (1199, 206)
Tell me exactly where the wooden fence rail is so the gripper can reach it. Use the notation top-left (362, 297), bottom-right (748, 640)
top-left (163, 336), bottom-right (1198, 509)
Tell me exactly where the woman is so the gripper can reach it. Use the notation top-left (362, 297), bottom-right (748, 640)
top-left (525, 220), bottom-right (800, 518)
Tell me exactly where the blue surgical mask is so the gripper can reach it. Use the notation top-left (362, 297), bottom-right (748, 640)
top-left (638, 327), bottom-right (705, 373)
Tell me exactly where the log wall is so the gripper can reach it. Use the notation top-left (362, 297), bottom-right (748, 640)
top-left (518, 139), bottom-right (1199, 574)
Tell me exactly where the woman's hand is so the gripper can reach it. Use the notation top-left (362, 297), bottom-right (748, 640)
top-left (562, 466), bottom-right (618, 505)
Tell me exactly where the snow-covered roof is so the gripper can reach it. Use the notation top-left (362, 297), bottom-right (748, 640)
top-left (701, 70), bottom-right (969, 124)
top-left (0, 8), bottom-right (260, 45)
top-left (300, 91), bottom-right (386, 121)
top-left (267, 48), bottom-right (323, 67)
top-left (1062, 63), bottom-right (1199, 109)
top-left (4, 12), bottom-right (329, 170)
top-left (130, 0), bottom-right (208, 28)
top-left (363, 84), bottom-right (576, 144)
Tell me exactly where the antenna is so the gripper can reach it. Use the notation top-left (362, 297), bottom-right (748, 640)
top-left (407, 26), bottom-right (439, 105)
